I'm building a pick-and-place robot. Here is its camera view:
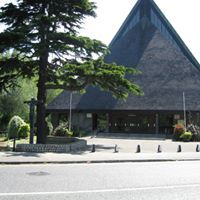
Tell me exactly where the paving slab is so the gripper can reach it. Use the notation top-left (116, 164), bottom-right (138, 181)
top-left (86, 136), bottom-right (200, 153)
top-left (1, 137), bottom-right (200, 164)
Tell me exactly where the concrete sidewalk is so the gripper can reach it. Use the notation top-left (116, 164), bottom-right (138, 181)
top-left (1, 136), bottom-right (200, 164)
top-left (1, 151), bottom-right (200, 164)
top-left (0, 136), bottom-right (200, 164)
top-left (86, 136), bottom-right (200, 153)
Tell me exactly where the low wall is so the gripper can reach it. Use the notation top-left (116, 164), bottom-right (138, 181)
top-left (16, 139), bottom-right (87, 153)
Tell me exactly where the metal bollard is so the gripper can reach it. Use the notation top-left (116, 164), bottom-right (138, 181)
top-left (177, 145), bottom-right (182, 152)
top-left (12, 137), bottom-right (16, 152)
top-left (196, 144), bottom-right (200, 152)
top-left (91, 144), bottom-right (95, 153)
top-left (136, 145), bottom-right (141, 153)
top-left (114, 144), bottom-right (119, 153)
top-left (157, 145), bottom-right (162, 153)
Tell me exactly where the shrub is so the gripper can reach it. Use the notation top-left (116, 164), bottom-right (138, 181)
top-left (47, 121), bottom-right (53, 135)
top-left (187, 124), bottom-right (200, 141)
top-left (43, 121), bottom-right (53, 136)
top-left (71, 125), bottom-right (88, 137)
top-left (173, 124), bottom-right (185, 141)
top-left (7, 116), bottom-right (25, 139)
top-left (18, 123), bottom-right (30, 139)
top-left (78, 130), bottom-right (88, 137)
top-left (72, 126), bottom-right (80, 137)
top-left (180, 131), bottom-right (192, 142)
top-left (53, 123), bottom-right (73, 137)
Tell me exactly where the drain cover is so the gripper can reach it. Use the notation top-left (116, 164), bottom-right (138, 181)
top-left (27, 171), bottom-right (50, 176)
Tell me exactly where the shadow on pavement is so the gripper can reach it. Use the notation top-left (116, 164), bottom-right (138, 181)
top-left (68, 148), bottom-right (89, 155)
top-left (3, 152), bottom-right (41, 157)
top-left (68, 144), bottom-right (114, 155)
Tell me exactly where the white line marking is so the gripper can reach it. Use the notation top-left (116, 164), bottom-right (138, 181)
top-left (0, 184), bottom-right (200, 196)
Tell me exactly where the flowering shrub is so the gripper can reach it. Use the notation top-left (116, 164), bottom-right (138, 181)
top-left (173, 124), bottom-right (185, 141)
top-left (180, 131), bottom-right (192, 142)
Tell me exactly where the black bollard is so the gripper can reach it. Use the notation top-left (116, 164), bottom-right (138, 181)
top-left (177, 145), bottom-right (182, 152)
top-left (196, 144), bottom-right (200, 152)
top-left (136, 145), bottom-right (141, 153)
top-left (114, 144), bottom-right (119, 153)
top-left (157, 145), bottom-right (162, 153)
top-left (91, 144), bottom-right (95, 153)
top-left (13, 137), bottom-right (16, 152)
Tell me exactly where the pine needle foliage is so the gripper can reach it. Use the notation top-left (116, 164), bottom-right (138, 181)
top-left (0, 0), bottom-right (142, 143)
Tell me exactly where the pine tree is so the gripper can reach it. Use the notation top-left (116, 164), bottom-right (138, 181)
top-left (0, 0), bottom-right (142, 143)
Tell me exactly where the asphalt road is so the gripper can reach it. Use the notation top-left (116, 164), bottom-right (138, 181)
top-left (1, 161), bottom-right (200, 199)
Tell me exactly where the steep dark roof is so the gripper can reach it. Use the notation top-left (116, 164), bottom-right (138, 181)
top-left (110, 0), bottom-right (199, 69)
top-left (47, 0), bottom-right (200, 113)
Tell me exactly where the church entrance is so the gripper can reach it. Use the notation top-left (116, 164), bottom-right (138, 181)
top-left (109, 113), bottom-right (157, 133)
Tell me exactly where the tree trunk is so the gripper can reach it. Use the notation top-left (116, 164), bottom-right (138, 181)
top-left (36, 3), bottom-right (49, 144)
top-left (36, 55), bottom-right (48, 144)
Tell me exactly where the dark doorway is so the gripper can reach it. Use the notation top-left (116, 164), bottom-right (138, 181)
top-left (92, 113), bottom-right (109, 133)
top-left (97, 113), bottom-right (109, 132)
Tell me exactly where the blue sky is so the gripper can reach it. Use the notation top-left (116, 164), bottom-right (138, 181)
top-left (0, 0), bottom-right (199, 62)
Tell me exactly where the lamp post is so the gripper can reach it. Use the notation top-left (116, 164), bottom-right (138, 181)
top-left (183, 92), bottom-right (186, 129)
top-left (68, 75), bottom-right (78, 132)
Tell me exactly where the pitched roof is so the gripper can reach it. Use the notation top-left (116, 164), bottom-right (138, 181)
top-left (47, 0), bottom-right (200, 112)
top-left (109, 0), bottom-right (199, 69)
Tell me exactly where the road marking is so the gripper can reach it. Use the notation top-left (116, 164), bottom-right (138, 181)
top-left (0, 184), bottom-right (200, 196)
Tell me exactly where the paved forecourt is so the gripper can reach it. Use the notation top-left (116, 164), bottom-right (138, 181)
top-left (1, 136), bottom-right (200, 164)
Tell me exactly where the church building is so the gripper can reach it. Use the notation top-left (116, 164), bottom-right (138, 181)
top-left (47, 0), bottom-right (200, 135)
